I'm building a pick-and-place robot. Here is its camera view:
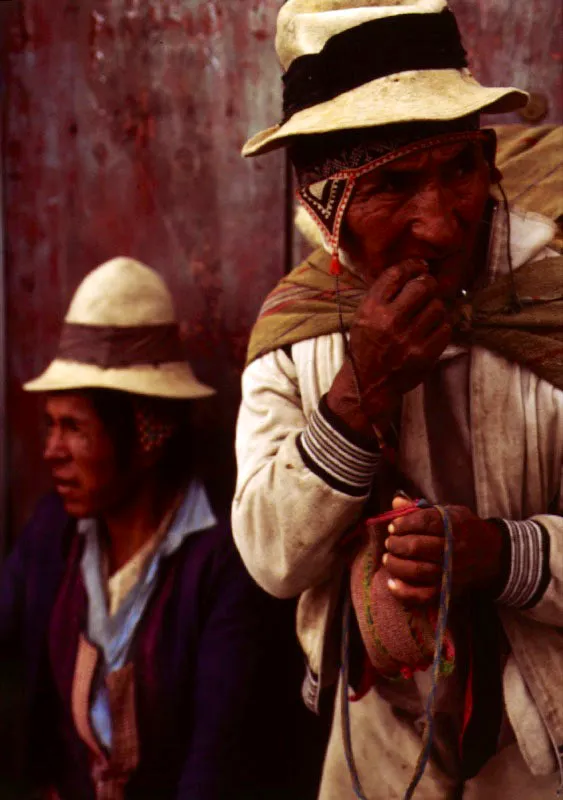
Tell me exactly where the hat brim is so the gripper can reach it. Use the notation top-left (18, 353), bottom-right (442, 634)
top-left (23, 359), bottom-right (216, 399)
top-left (242, 69), bottom-right (528, 157)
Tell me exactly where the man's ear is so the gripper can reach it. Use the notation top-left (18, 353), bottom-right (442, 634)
top-left (136, 445), bottom-right (161, 472)
top-left (481, 131), bottom-right (501, 185)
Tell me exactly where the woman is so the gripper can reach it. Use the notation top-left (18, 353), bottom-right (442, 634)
top-left (0, 257), bottom-right (327, 799)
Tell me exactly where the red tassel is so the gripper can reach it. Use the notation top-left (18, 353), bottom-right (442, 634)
top-left (330, 254), bottom-right (342, 276)
top-left (350, 655), bottom-right (375, 702)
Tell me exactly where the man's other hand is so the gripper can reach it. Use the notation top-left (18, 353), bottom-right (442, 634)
top-left (382, 496), bottom-right (504, 605)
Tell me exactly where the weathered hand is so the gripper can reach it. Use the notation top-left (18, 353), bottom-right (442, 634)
top-left (382, 497), bottom-right (504, 605)
top-left (327, 259), bottom-right (452, 436)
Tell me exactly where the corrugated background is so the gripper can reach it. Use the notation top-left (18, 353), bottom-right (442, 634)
top-left (1, 0), bottom-right (562, 545)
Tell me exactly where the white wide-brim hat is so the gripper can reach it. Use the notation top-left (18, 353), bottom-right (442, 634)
top-left (243, 0), bottom-right (528, 157)
top-left (24, 257), bottom-right (215, 400)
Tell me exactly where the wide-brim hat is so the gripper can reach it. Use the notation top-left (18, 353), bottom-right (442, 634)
top-left (243, 0), bottom-right (528, 157)
top-left (24, 257), bottom-right (215, 400)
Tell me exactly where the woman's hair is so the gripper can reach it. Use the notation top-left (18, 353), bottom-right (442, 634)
top-left (85, 388), bottom-right (197, 490)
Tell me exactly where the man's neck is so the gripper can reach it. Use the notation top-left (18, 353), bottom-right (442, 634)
top-left (102, 480), bottom-right (175, 575)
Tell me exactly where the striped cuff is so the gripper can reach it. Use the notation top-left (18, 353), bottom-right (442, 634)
top-left (297, 396), bottom-right (380, 497)
top-left (495, 519), bottom-right (551, 609)
top-left (301, 665), bottom-right (320, 715)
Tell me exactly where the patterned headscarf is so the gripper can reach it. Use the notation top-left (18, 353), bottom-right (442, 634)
top-left (289, 115), bottom-right (496, 274)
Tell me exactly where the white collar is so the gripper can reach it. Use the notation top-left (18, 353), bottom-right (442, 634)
top-left (488, 205), bottom-right (557, 278)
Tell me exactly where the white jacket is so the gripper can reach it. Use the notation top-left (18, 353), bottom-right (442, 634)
top-left (233, 207), bottom-right (563, 780)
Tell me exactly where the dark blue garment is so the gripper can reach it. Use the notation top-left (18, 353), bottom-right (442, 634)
top-left (0, 493), bottom-right (330, 800)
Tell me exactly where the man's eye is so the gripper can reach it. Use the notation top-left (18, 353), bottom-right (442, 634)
top-left (366, 172), bottom-right (414, 196)
top-left (378, 173), bottom-right (414, 193)
top-left (450, 150), bottom-right (477, 180)
top-left (62, 419), bottom-right (80, 434)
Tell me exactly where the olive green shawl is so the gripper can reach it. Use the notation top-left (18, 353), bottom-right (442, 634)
top-left (247, 248), bottom-right (563, 391)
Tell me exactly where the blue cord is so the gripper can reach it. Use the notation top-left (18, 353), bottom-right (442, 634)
top-left (404, 505), bottom-right (453, 799)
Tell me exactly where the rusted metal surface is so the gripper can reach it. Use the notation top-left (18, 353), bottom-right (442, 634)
top-left (0, 128), bottom-right (6, 562)
top-left (3, 0), bottom-right (562, 541)
top-left (0, 2), bottom-right (16, 560)
top-left (4, 0), bottom-right (285, 538)
top-left (451, 0), bottom-right (563, 125)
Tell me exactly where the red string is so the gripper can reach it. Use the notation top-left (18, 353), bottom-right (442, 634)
top-left (365, 500), bottom-right (426, 526)
top-left (341, 500), bottom-right (425, 548)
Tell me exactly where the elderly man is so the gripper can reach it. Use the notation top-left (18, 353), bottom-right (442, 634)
top-left (232, 1), bottom-right (563, 798)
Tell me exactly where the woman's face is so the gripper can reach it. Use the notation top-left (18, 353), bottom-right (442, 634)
top-left (44, 393), bottom-right (132, 518)
top-left (342, 140), bottom-right (492, 303)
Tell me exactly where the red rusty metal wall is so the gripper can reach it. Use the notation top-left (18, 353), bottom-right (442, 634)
top-left (2, 0), bottom-right (562, 539)
top-left (451, 0), bottom-right (563, 124)
top-left (4, 0), bottom-right (286, 537)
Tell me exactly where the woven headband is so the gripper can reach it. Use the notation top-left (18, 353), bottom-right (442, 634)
top-left (283, 10), bottom-right (467, 122)
top-left (290, 115), bottom-right (481, 187)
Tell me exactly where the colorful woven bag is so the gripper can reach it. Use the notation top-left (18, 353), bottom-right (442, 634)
top-left (349, 514), bottom-right (455, 681)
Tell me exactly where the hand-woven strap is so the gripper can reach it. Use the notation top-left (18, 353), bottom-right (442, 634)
top-left (341, 504), bottom-right (454, 800)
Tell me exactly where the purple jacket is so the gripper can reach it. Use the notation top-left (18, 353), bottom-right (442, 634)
top-left (0, 494), bottom-right (329, 799)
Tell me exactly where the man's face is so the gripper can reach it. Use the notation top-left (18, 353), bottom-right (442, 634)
top-left (44, 393), bottom-right (130, 518)
top-left (342, 140), bottom-right (492, 303)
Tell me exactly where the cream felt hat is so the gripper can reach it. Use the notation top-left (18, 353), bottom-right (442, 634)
top-left (242, 0), bottom-right (528, 157)
top-left (24, 257), bottom-right (215, 399)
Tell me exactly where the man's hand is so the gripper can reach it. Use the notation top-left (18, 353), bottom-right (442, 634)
top-left (326, 259), bottom-right (452, 437)
top-left (382, 497), bottom-right (504, 604)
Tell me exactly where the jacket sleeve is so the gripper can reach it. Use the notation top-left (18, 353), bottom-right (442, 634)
top-left (0, 536), bottom-right (26, 790)
top-left (175, 534), bottom-right (321, 800)
top-left (0, 493), bottom-right (67, 650)
top-left (232, 345), bottom-right (380, 599)
top-left (0, 494), bottom-right (68, 792)
top-left (0, 525), bottom-right (28, 652)
top-left (494, 512), bottom-right (563, 626)
top-left (492, 423), bottom-right (563, 625)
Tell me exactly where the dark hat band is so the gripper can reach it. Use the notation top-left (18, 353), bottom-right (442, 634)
top-left (282, 9), bottom-right (468, 122)
top-left (59, 322), bottom-right (184, 368)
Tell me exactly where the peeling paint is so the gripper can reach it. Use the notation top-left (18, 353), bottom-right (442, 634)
top-left (4, 0), bottom-right (285, 534)
top-left (4, 0), bottom-right (562, 538)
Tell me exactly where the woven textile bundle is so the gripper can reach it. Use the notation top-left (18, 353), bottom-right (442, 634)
top-left (350, 520), bottom-right (455, 679)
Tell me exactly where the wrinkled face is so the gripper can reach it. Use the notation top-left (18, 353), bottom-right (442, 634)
top-left (342, 140), bottom-right (492, 303)
top-left (44, 393), bottom-right (132, 518)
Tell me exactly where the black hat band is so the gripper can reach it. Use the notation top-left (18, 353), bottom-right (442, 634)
top-left (282, 9), bottom-right (468, 122)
